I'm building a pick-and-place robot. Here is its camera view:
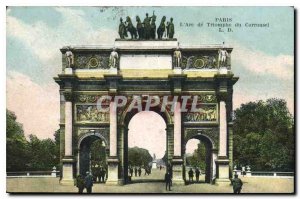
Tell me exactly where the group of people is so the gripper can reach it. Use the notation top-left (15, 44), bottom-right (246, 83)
top-left (187, 167), bottom-right (201, 183)
top-left (128, 166), bottom-right (152, 179)
top-left (91, 165), bottom-right (107, 183)
top-left (75, 165), bottom-right (243, 194)
top-left (118, 12), bottom-right (175, 40)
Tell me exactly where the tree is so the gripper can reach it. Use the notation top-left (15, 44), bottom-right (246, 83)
top-left (233, 99), bottom-right (294, 171)
top-left (186, 143), bottom-right (206, 171)
top-left (90, 139), bottom-right (107, 166)
top-left (27, 135), bottom-right (59, 171)
top-left (7, 109), bottom-right (61, 171)
top-left (6, 110), bottom-right (29, 171)
top-left (128, 147), bottom-right (152, 167)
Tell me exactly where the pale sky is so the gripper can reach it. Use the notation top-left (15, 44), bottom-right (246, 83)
top-left (128, 111), bottom-right (200, 158)
top-left (6, 7), bottom-right (294, 156)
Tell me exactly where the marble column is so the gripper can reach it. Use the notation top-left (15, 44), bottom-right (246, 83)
top-left (166, 124), bottom-right (174, 163)
top-left (174, 101), bottom-right (181, 156)
top-left (109, 100), bottom-right (117, 157)
top-left (172, 101), bottom-right (184, 185)
top-left (65, 101), bottom-right (73, 156)
top-left (219, 101), bottom-right (227, 157)
top-left (106, 98), bottom-right (119, 185)
top-left (215, 100), bottom-right (230, 183)
top-left (60, 93), bottom-right (75, 185)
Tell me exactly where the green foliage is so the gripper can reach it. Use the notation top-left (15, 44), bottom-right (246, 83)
top-left (6, 110), bottom-right (29, 171)
top-left (90, 139), bottom-right (107, 166)
top-left (186, 143), bottom-right (206, 170)
top-left (128, 147), bottom-right (152, 167)
top-left (6, 109), bottom-right (60, 171)
top-left (27, 135), bottom-right (59, 171)
top-left (233, 99), bottom-right (294, 171)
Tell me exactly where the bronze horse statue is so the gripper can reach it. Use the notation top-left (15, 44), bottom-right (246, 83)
top-left (157, 16), bottom-right (166, 39)
top-left (126, 16), bottom-right (137, 39)
top-left (136, 16), bottom-right (144, 39)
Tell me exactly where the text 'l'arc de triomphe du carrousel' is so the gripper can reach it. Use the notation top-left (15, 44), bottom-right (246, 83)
top-left (54, 12), bottom-right (239, 186)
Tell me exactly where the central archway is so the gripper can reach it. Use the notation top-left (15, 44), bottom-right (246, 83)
top-left (121, 103), bottom-right (172, 184)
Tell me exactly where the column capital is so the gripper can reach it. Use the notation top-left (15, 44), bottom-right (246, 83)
top-left (63, 90), bottom-right (73, 101)
top-left (216, 91), bottom-right (228, 102)
top-left (168, 74), bottom-right (187, 95)
top-left (104, 74), bottom-right (122, 95)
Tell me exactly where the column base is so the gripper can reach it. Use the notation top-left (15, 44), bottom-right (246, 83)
top-left (215, 157), bottom-right (230, 184)
top-left (106, 157), bottom-right (119, 185)
top-left (64, 67), bottom-right (73, 75)
top-left (173, 68), bottom-right (182, 74)
top-left (60, 157), bottom-right (75, 186)
top-left (218, 66), bottom-right (228, 74)
top-left (118, 179), bottom-right (125, 185)
top-left (172, 157), bottom-right (185, 185)
top-left (109, 67), bottom-right (118, 74)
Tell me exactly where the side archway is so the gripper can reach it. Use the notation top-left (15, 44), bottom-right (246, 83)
top-left (184, 134), bottom-right (215, 183)
top-left (77, 131), bottom-right (109, 177)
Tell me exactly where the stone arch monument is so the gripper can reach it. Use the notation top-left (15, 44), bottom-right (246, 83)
top-left (54, 38), bottom-right (238, 185)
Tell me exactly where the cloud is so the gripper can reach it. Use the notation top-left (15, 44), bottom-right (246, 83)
top-left (6, 7), bottom-right (118, 139)
top-left (7, 7), bottom-right (118, 82)
top-left (232, 44), bottom-right (294, 80)
top-left (233, 90), bottom-right (294, 115)
top-left (7, 71), bottom-right (60, 139)
top-left (231, 43), bottom-right (294, 115)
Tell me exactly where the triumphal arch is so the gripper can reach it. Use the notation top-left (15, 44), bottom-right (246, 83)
top-left (55, 37), bottom-right (238, 185)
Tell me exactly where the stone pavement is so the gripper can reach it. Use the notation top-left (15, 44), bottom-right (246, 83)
top-left (6, 169), bottom-right (294, 194)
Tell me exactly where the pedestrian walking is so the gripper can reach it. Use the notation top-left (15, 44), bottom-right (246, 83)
top-left (138, 167), bottom-right (142, 177)
top-left (75, 174), bottom-right (85, 193)
top-left (84, 171), bottom-right (93, 194)
top-left (195, 167), bottom-right (200, 183)
top-left (165, 171), bottom-right (172, 191)
top-left (130, 167), bottom-right (134, 177)
top-left (134, 167), bottom-right (138, 177)
top-left (188, 168), bottom-right (194, 183)
top-left (232, 174), bottom-right (243, 194)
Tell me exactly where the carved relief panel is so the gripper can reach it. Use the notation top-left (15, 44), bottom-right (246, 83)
top-left (74, 53), bottom-right (111, 69)
top-left (181, 51), bottom-right (231, 69)
top-left (74, 94), bottom-right (110, 123)
top-left (183, 94), bottom-right (218, 123)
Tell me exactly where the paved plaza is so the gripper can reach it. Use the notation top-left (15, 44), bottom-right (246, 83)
top-left (7, 169), bottom-right (294, 193)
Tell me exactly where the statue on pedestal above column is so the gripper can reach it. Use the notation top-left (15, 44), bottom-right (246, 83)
top-left (109, 48), bottom-right (119, 68)
top-left (173, 46), bottom-right (182, 68)
top-left (218, 44), bottom-right (229, 67)
top-left (65, 47), bottom-right (74, 68)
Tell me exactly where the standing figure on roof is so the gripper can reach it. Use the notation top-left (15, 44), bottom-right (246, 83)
top-left (143, 13), bottom-right (152, 39)
top-left (118, 17), bottom-right (127, 39)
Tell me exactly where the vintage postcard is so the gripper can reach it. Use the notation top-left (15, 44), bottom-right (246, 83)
top-left (6, 6), bottom-right (294, 194)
